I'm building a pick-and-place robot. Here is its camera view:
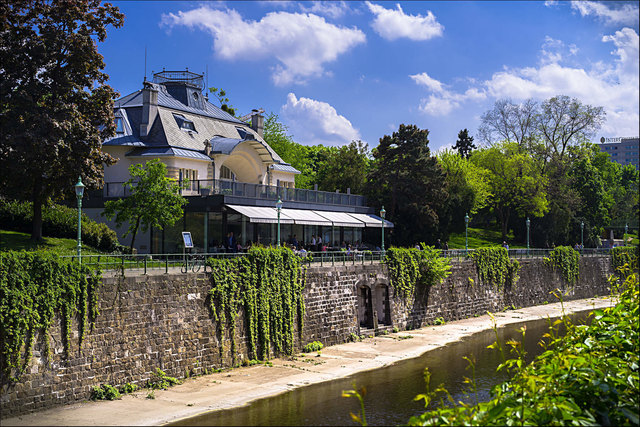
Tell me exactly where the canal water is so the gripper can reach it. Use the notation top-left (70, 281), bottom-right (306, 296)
top-left (172, 311), bottom-right (589, 426)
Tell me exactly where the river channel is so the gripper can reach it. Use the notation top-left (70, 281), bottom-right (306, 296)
top-left (171, 311), bottom-right (589, 426)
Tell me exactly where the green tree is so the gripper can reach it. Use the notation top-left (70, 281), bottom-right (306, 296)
top-left (471, 142), bottom-right (549, 240)
top-left (209, 87), bottom-right (236, 117)
top-left (0, 0), bottom-right (124, 241)
top-left (452, 129), bottom-right (476, 159)
top-left (538, 96), bottom-right (605, 161)
top-left (315, 140), bottom-right (370, 194)
top-left (262, 112), bottom-right (331, 189)
top-left (367, 124), bottom-right (448, 245)
top-left (102, 160), bottom-right (187, 251)
top-left (437, 149), bottom-right (491, 236)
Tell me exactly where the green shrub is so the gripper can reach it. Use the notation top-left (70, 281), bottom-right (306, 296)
top-left (90, 384), bottom-right (121, 400)
top-left (385, 245), bottom-right (451, 301)
top-left (119, 382), bottom-right (138, 394)
top-left (0, 251), bottom-right (101, 382)
top-left (207, 246), bottom-right (306, 363)
top-left (0, 198), bottom-right (119, 251)
top-left (470, 247), bottom-right (519, 290)
top-left (146, 368), bottom-right (180, 390)
top-left (545, 246), bottom-right (580, 284)
top-left (302, 341), bottom-right (324, 353)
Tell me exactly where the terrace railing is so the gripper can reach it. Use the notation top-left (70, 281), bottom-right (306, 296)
top-left (61, 247), bottom-right (613, 274)
top-left (101, 179), bottom-right (366, 207)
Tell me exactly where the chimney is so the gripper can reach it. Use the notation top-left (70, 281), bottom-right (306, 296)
top-left (251, 109), bottom-right (264, 138)
top-left (140, 81), bottom-right (158, 138)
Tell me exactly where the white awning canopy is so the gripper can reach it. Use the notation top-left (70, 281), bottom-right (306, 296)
top-left (313, 210), bottom-right (365, 227)
top-left (347, 213), bottom-right (394, 228)
top-left (226, 205), bottom-right (294, 224)
top-left (280, 208), bottom-right (332, 226)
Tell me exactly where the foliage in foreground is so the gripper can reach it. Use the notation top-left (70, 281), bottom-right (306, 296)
top-left (385, 245), bottom-right (451, 302)
top-left (0, 251), bottom-right (101, 382)
top-left (207, 246), bottom-right (307, 364)
top-left (612, 246), bottom-right (639, 273)
top-left (407, 273), bottom-right (639, 426)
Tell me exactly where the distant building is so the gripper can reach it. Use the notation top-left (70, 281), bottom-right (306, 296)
top-left (598, 136), bottom-right (639, 170)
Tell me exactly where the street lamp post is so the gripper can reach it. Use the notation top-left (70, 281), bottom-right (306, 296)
top-left (526, 217), bottom-right (530, 257)
top-left (580, 221), bottom-right (584, 252)
top-left (380, 206), bottom-right (386, 255)
top-left (74, 177), bottom-right (85, 264)
top-left (465, 213), bottom-right (470, 254)
top-left (276, 198), bottom-right (283, 247)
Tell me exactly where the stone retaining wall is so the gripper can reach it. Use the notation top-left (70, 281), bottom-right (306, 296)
top-left (0, 256), bottom-right (613, 417)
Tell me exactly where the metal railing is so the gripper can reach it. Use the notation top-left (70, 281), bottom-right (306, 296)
top-left (61, 247), bottom-right (613, 274)
top-left (99, 179), bottom-right (366, 207)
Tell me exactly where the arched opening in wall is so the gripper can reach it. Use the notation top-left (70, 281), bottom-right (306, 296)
top-left (375, 284), bottom-right (391, 325)
top-left (357, 285), bottom-right (373, 328)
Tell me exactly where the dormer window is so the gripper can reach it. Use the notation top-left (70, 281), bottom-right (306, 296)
top-left (173, 113), bottom-right (197, 132)
top-left (115, 117), bottom-right (124, 133)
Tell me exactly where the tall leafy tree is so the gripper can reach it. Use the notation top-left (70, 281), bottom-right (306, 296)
top-left (452, 129), bottom-right (476, 159)
top-left (437, 149), bottom-right (491, 237)
top-left (367, 124), bottom-right (448, 246)
top-left (315, 140), bottom-right (370, 194)
top-left (102, 160), bottom-right (187, 251)
top-left (0, 0), bottom-right (124, 241)
top-left (478, 98), bottom-right (539, 149)
top-left (471, 142), bottom-right (549, 240)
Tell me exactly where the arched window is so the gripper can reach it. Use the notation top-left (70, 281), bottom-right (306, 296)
top-left (220, 165), bottom-right (236, 181)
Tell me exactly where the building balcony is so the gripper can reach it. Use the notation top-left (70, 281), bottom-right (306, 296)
top-left (93, 179), bottom-right (368, 210)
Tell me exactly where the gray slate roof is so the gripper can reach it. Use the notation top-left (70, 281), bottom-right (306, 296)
top-left (126, 146), bottom-right (211, 161)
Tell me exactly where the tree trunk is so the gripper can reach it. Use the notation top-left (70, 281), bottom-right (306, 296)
top-left (31, 183), bottom-right (44, 242)
top-left (129, 216), bottom-right (141, 252)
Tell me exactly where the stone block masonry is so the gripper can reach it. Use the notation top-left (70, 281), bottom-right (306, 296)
top-left (0, 257), bottom-right (613, 418)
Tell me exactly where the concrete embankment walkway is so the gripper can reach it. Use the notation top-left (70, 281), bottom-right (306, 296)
top-left (3, 295), bottom-right (615, 427)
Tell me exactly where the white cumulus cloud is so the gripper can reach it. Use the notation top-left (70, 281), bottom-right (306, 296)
top-left (570, 1), bottom-right (639, 26)
top-left (411, 72), bottom-right (486, 115)
top-left (366, 2), bottom-right (443, 41)
top-left (411, 29), bottom-right (639, 136)
top-left (161, 7), bottom-right (366, 86)
top-left (281, 93), bottom-right (361, 146)
top-left (299, 1), bottom-right (350, 19)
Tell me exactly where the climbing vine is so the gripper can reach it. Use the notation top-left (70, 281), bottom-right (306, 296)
top-left (207, 246), bottom-right (306, 363)
top-left (470, 247), bottom-right (519, 290)
top-left (0, 251), bottom-right (101, 382)
top-left (545, 246), bottom-right (580, 285)
top-left (385, 245), bottom-right (451, 301)
top-left (611, 246), bottom-right (639, 274)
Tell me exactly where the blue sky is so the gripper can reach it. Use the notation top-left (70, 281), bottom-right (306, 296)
top-left (100, 1), bottom-right (639, 151)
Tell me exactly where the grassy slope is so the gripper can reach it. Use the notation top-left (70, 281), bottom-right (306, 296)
top-left (0, 230), bottom-right (102, 255)
top-left (447, 227), bottom-right (525, 249)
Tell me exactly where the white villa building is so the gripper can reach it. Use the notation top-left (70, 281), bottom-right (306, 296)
top-left (84, 70), bottom-right (391, 253)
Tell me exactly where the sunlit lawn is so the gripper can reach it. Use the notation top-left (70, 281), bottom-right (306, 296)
top-left (447, 227), bottom-right (526, 249)
top-left (0, 229), bottom-right (103, 255)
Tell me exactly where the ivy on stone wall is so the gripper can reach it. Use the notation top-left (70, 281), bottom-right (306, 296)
top-left (611, 246), bottom-right (639, 274)
top-left (385, 245), bottom-right (451, 301)
top-left (470, 247), bottom-right (519, 290)
top-left (0, 251), bottom-right (101, 382)
top-left (545, 246), bottom-right (580, 285)
top-left (207, 246), bottom-right (306, 364)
